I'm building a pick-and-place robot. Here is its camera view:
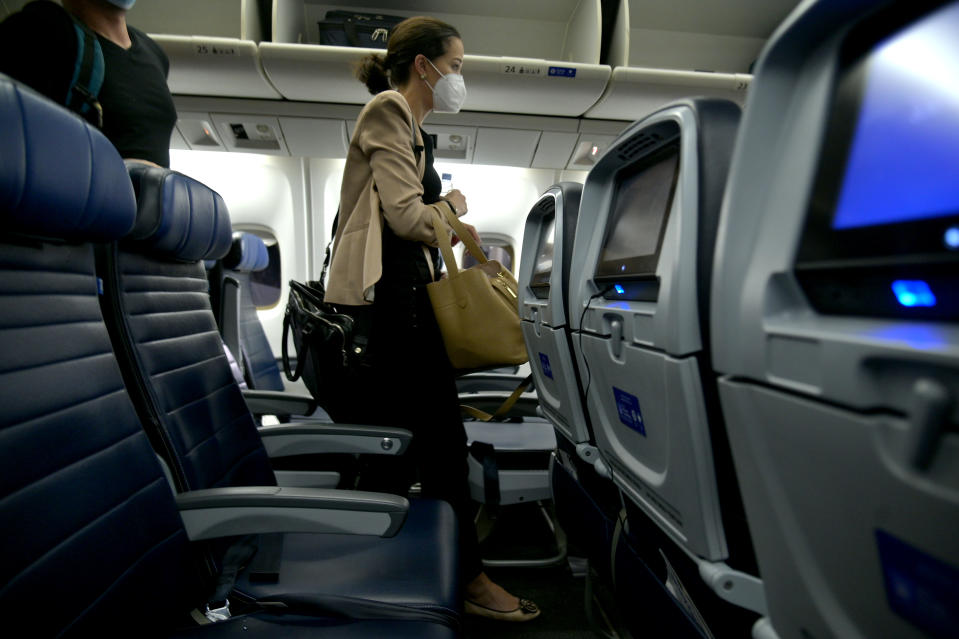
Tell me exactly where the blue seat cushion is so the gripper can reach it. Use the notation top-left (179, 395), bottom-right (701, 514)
top-left (125, 163), bottom-right (232, 262)
top-left (0, 75), bottom-right (135, 241)
top-left (233, 499), bottom-right (462, 623)
top-left (224, 232), bottom-right (269, 273)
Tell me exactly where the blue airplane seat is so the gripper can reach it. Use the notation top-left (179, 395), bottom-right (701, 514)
top-left (0, 73), bottom-right (455, 638)
top-left (711, 2), bottom-right (959, 638)
top-left (95, 163), bottom-right (462, 625)
top-left (566, 97), bottom-right (763, 638)
top-left (517, 182), bottom-right (623, 581)
top-left (220, 231), bottom-right (284, 392)
top-left (210, 230), bottom-right (340, 425)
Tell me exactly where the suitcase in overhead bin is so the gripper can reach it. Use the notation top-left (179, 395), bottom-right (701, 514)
top-left (318, 11), bottom-right (405, 49)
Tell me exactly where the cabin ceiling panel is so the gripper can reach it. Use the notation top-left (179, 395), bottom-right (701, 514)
top-left (531, 132), bottom-right (579, 170)
top-left (473, 128), bottom-right (541, 167)
top-left (278, 117), bottom-right (348, 158)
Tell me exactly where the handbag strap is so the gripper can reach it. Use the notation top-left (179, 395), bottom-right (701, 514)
top-left (436, 204), bottom-right (489, 267)
top-left (282, 299), bottom-right (309, 382)
top-left (320, 209), bottom-right (339, 286)
top-left (430, 205), bottom-right (493, 281)
top-left (460, 375), bottom-right (533, 422)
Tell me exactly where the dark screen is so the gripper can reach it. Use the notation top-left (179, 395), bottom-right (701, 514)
top-left (596, 144), bottom-right (680, 278)
top-left (531, 218), bottom-right (556, 286)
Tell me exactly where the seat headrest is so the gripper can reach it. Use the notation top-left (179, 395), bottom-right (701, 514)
top-left (124, 163), bottom-right (232, 262)
top-left (0, 75), bottom-right (135, 241)
top-left (223, 232), bottom-right (269, 272)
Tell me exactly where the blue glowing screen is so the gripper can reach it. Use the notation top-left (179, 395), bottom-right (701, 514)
top-left (832, 3), bottom-right (959, 230)
top-left (892, 280), bottom-right (937, 307)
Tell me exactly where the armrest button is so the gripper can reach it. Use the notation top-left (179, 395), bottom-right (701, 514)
top-left (381, 438), bottom-right (395, 451)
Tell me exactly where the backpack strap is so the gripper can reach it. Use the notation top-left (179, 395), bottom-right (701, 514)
top-left (65, 18), bottom-right (104, 127)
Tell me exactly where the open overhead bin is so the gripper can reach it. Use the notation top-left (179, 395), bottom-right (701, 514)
top-left (585, 0), bottom-right (797, 120)
top-left (263, 0), bottom-right (612, 117)
top-left (152, 35), bottom-right (281, 99)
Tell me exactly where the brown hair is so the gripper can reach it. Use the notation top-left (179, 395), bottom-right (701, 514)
top-left (354, 16), bottom-right (461, 95)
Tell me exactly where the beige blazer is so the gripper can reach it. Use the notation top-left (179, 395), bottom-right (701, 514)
top-left (325, 90), bottom-right (452, 306)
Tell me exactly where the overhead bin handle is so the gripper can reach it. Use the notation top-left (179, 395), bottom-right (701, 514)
top-left (903, 378), bottom-right (954, 471)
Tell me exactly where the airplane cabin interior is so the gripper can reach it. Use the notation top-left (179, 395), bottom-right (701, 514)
top-left (0, 0), bottom-right (957, 637)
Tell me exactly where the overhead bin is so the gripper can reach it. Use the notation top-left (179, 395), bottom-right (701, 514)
top-left (258, 43), bottom-right (374, 104)
top-left (259, 44), bottom-right (612, 117)
top-left (276, 0), bottom-right (603, 62)
top-left (584, 67), bottom-right (750, 121)
top-left (152, 35), bottom-right (282, 99)
top-left (447, 55), bottom-right (610, 118)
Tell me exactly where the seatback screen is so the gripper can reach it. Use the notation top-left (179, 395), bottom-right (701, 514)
top-left (832, 2), bottom-right (959, 230)
top-left (595, 144), bottom-right (680, 279)
top-left (530, 217), bottom-right (556, 287)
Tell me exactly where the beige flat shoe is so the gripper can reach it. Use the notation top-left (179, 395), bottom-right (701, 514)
top-left (465, 597), bottom-right (541, 622)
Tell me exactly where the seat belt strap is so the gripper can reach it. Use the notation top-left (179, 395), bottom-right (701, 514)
top-left (460, 374), bottom-right (533, 422)
top-left (247, 533), bottom-right (283, 583)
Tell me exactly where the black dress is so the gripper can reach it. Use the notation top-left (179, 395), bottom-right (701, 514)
top-left (331, 129), bottom-right (483, 582)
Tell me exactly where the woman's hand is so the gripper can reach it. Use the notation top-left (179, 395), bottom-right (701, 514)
top-left (442, 189), bottom-right (468, 216)
top-left (452, 222), bottom-right (481, 248)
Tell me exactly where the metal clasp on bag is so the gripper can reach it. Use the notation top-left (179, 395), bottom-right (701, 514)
top-left (496, 271), bottom-right (517, 299)
top-left (204, 599), bottom-right (232, 622)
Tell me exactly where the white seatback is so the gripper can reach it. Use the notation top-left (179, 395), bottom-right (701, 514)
top-left (519, 184), bottom-right (595, 448)
top-left (712, 1), bottom-right (959, 638)
top-left (567, 99), bottom-right (742, 564)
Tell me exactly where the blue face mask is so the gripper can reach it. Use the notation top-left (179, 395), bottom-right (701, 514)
top-left (105, 0), bottom-right (137, 9)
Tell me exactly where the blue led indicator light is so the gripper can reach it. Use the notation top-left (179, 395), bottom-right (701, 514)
top-left (892, 280), bottom-right (936, 308)
top-left (620, 264), bottom-right (626, 272)
top-left (614, 284), bottom-right (625, 295)
top-left (945, 226), bottom-right (959, 250)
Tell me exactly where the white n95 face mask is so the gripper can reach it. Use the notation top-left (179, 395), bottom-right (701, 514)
top-left (426, 59), bottom-right (467, 114)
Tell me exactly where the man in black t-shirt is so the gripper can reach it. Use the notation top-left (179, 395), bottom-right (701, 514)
top-left (0, 0), bottom-right (177, 167)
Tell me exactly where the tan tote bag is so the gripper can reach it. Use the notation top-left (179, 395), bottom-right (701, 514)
top-left (427, 206), bottom-right (529, 372)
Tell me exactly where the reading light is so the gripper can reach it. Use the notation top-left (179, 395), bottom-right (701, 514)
top-left (892, 280), bottom-right (936, 307)
top-left (945, 226), bottom-right (959, 249)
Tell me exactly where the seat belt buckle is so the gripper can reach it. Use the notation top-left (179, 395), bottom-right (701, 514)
top-left (204, 599), bottom-right (232, 622)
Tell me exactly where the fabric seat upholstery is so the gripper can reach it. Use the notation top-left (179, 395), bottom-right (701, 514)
top-left (96, 164), bottom-right (462, 623)
top-left (0, 74), bottom-right (455, 639)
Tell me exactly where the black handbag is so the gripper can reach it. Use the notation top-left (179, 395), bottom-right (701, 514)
top-left (282, 279), bottom-right (367, 410)
top-left (318, 10), bottom-right (404, 49)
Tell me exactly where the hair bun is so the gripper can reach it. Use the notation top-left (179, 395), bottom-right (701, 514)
top-left (355, 52), bottom-right (391, 95)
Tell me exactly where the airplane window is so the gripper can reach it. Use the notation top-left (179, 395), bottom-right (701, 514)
top-left (462, 242), bottom-right (514, 272)
top-left (236, 227), bottom-right (282, 309)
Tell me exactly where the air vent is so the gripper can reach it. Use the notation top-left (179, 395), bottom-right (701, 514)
top-left (535, 195), bottom-right (555, 217)
top-left (616, 132), bottom-right (665, 162)
top-left (616, 121), bottom-right (682, 162)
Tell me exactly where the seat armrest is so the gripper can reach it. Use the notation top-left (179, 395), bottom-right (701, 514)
top-left (259, 423), bottom-right (412, 456)
top-left (242, 389), bottom-right (317, 416)
top-left (176, 486), bottom-right (409, 540)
